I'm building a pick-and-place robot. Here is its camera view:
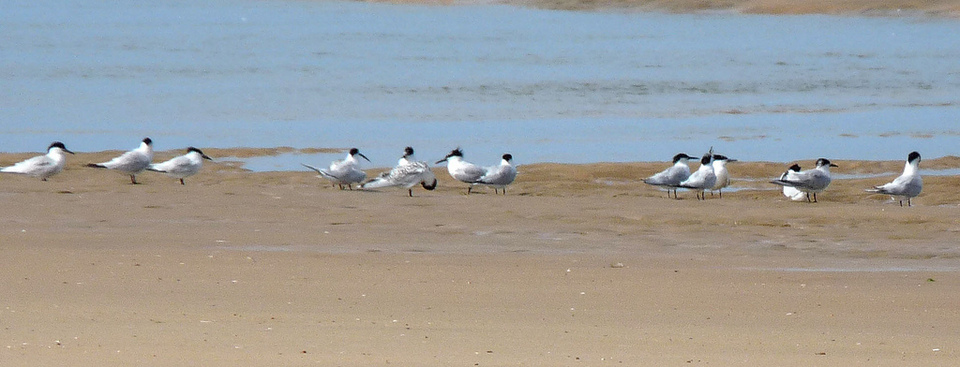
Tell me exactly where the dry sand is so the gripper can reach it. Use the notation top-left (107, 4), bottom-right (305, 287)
top-left (373, 0), bottom-right (960, 17)
top-left (1, 148), bottom-right (959, 366)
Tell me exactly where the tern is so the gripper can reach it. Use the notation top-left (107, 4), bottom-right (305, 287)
top-left (146, 147), bottom-right (213, 185)
top-left (436, 148), bottom-right (487, 194)
top-left (0, 142), bottom-right (74, 181)
top-left (87, 138), bottom-right (154, 184)
top-left (710, 154), bottom-right (737, 198)
top-left (770, 158), bottom-right (838, 203)
top-left (472, 153), bottom-right (517, 195)
top-left (302, 148), bottom-right (370, 190)
top-left (361, 146), bottom-right (437, 197)
top-left (779, 164), bottom-right (807, 201)
top-left (642, 153), bottom-right (694, 199)
top-left (865, 151), bottom-right (922, 207)
top-left (678, 150), bottom-right (717, 201)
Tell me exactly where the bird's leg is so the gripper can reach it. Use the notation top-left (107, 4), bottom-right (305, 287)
top-left (130, 175), bottom-right (138, 184)
top-left (180, 178), bottom-right (185, 185)
top-left (408, 189), bottom-right (413, 197)
top-left (813, 193), bottom-right (818, 203)
top-left (908, 198), bottom-right (912, 207)
top-left (467, 187), bottom-right (472, 195)
top-left (719, 189), bottom-right (722, 199)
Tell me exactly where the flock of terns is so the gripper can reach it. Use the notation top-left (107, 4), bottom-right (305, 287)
top-left (641, 147), bottom-right (923, 207)
top-left (0, 139), bottom-right (924, 206)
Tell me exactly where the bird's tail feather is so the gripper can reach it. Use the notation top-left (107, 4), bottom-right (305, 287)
top-left (86, 163), bottom-right (106, 169)
top-left (360, 177), bottom-right (392, 189)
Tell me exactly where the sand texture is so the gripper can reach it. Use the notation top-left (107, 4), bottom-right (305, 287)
top-left (1, 149), bottom-right (959, 366)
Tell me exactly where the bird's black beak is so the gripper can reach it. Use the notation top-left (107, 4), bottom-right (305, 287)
top-left (435, 158), bottom-right (447, 164)
top-left (830, 163), bottom-right (838, 167)
top-left (358, 153), bottom-right (370, 162)
top-left (65, 149), bottom-right (76, 155)
top-left (202, 154), bottom-right (213, 161)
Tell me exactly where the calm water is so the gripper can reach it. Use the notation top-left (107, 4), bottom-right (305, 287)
top-left (3, 0), bottom-right (959, 169)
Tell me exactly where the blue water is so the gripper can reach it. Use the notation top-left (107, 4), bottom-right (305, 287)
top-left (3, 0), bottom-right (959, 169)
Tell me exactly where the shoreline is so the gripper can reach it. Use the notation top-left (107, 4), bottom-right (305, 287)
top-left (371, 0), bottom-right (960, 17)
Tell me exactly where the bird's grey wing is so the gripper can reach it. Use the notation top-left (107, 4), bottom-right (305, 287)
top-left (477, 165), bottom-right (516, 186)
top-left (644, 166), bottom-right (688, 186)
top-left (456, 163), bottom-right (487, 182)
top-left (103, 151), bottom-right (151, 172)
top-left (2, 155), bottom-right (51, 175)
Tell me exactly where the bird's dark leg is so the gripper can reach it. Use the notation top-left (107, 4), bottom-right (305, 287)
top-left (908, 198), bottom-right (912, 207)
top-left (180, 178), bottom-right (185, 185)
top-left (130, 175), bottom-right (138, 184)
top-left (813, 193), bottom-right (818, 203)
top-left (467, 187), bottom-right (472, 195)
top-left (408, 189), bottom-right (413, 197)
top-left (719, 189), bottom-right (722, 198)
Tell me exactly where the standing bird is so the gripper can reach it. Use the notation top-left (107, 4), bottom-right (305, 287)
top-left (865, 151), bottom-right (922, 207)
top-left (710, 154), bottom-right (737, 198)
top-left (361, 146), bottom-right (437, 197)
top-left (678, 150), bottom-right (717, 201)
top-left (0, 142), bottom-right (74, 181)
top-left (473, 153), bottom-right (517, 195)
top-left (779, 164), bottom-right (807, 201)
top-left (436, 148), bottom-right (487, 195)
top-left (87, 138), bottom-right (154, 184)
top-left (642, 153), bottom-right (694, 199)
top-left (302, 148), bottom-right (370, 190)
top-left (770, 158), bottom-right (838, 203)
top-left (146, 147), bottom-right (213, 185)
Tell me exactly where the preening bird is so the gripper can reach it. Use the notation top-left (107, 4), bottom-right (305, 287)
top-left (361, 146), bottom-right (437, 197)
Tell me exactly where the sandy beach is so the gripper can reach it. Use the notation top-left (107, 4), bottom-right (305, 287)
top-left (1, 148), bottom-right (959, 366)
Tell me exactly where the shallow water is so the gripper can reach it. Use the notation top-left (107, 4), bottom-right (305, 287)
top-left (3, 0), bottom-right (959, 168)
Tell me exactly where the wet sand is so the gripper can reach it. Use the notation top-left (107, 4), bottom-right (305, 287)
top-left (378, 0), bottom-right (960, 17)
top-left (1, 149), bottom-right (959, 365)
